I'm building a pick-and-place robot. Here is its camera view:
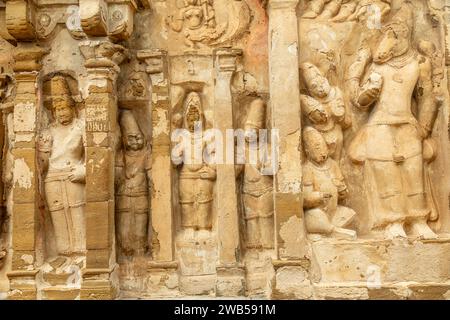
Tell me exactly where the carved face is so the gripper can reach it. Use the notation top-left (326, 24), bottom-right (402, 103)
top-left (186, 106), bottom-right (201, 133)
top-left (184, 93), bottom-right (203, 133)
top-left (53, 100), bottom-right (74, 126)
top-left (374, 25), bottom-right (410, 64)
top-left (306, 74), bottom-right (331, 99)
top-left (305, 132), bottom-right (328, 164)
top-left (124, 132), bottom-right (144, 151)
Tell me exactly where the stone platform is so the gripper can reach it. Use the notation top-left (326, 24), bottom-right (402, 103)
top-left (308, 236), bottom-right (450, 299)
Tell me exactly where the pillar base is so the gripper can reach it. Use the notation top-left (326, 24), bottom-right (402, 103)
top-left (216, 264), bottom-right (246, 297)
top-left (271, 259), bottom-right (313, 299)
top-left (7, 270), bottom-right (38, 300)
top-left (80, 267), bottom-right (118, 300)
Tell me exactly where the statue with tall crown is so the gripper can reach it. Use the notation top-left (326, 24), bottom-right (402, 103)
top-left (115, 110), bottom-right (152, 258)
top-left (38, 75), bottom-right (86, 262)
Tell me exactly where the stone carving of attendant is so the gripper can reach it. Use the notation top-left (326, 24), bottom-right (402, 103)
top-left (237, 98), bottom-right (274, 249)
top-left (300, 62), bottom-right (349, 161)
top-left (115, 110), bottom-right (151, 257)
top-left (173, 92), bottom-right (216, 230)
top-left (303, 127), bottom-right (357, 239)
top-left (38, 75), bottom-right (86, 260)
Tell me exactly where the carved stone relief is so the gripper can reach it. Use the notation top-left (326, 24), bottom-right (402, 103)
top-left (0, 0), bottom-right (449, 300)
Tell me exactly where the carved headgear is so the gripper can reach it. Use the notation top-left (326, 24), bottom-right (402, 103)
top-left (43, 75), bottom-right (75, 109)
top-left (120, 110), bottom-right (143, 137)
top-left (245, 98), bottom-right (266, 130)
top-left (300, 62), bottom-right (323, 86)
top-left (382, 2), bottom-right (414, 40)
top-left (303, 126), bottom-right (327, 152)
top-left (183, 92), bottom-right (204, 129)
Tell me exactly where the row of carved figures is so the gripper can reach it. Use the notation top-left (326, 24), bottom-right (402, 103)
top-left (0, 2), bottom-right (444, 268)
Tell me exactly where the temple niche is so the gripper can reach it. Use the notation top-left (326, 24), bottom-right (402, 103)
top-left (0, 0), bottom-right (449, 300)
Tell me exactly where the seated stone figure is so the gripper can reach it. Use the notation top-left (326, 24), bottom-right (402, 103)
top-left (302, 127), bottom-right (357, 240)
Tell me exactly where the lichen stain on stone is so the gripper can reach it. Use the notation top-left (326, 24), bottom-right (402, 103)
top-left (13, 158), bottom-right (33, 189)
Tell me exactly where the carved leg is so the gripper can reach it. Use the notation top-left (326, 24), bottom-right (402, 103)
top-left (369, 160), bottom-right (406, 236)
top-left (402, 155), bottom-right (437, 239)
top-left (135, 212), bottom-right (149, 255)
top-left (50, 210), bottom-right (72, 256)
top-left (246, 218), bottom-right (261, 249)
top-left (117, 209), bottom-right (134, 256)
top-left (305, 208), bottom-right (356, 239)
top-left (70, 206), bottom-right (86, 254)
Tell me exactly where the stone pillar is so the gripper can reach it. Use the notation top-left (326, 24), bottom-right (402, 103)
top-left (7, 44), bottom-right (48, 300)
top-left (268, 0), bottom-right (312, 299)
top-left (213, 48), bottom-right (245, 296)
top-left (137, 50), bottom-right (179, 289)
top-left (79, 40), bottom-right (126, 300)
top-left (137, 49), bottom-right (175, 264)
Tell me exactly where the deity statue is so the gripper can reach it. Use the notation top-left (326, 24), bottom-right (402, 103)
top-left (347, 3), bottom-right (441, 239)
top-left (167, 0), bottom-right (222, 49)
top-left (300, 62), bottom-right (349, 161)
top-left (38, 75), bottom-right (86, 260)
top-left (173, 92), bottom-right (216, 230)
top-left (236, 98), bottom-right (274, 249)
top-left (115, 110), bottom-right (151, 258)
top-left (303, 127), bottom-right (357, 240)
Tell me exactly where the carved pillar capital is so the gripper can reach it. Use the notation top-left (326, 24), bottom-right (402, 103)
top-left (79, 0), bottom-right (140, 40)
top-left (79, 40), bottom-right (127, 73)
top-left (268, 0), bottom-right (299, 12)
top-left (4, 0), bottom-right (36, 41)
top-left (137, 49), bottom-right (168, 85)
top-left (214, 48), bottom-right (242, 75)
top-left (12, 44), bottom-right (49, 73)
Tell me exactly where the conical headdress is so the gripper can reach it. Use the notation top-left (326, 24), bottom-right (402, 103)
top-left (43, 75), bottom-right (75, 109)
top-left (303, 126), bottom-right (326, 150)
top-left (120, 110), bottom-right (143, 137)
top-left (300, 62), bottom-right (323, 87)
top-left (245, 98), bottom-right (266, 129)
top-left (183, 92), bottom-right (204, 129)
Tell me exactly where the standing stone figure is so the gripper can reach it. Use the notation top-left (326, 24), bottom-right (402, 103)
top-left (303, 127), bottom-right (357, 240)
top-left (348, 4), bottom-right (440, 239)
top-left (173, 92), bottom-right (216, 230)
top-left (300, 62), bottom-right (349, 160)
top-left (115, 110), bottom-right (151, 257)
top-left (39, 75), bottom-right (86, 258)
top-left (237, 98), bottom-right (274, 249)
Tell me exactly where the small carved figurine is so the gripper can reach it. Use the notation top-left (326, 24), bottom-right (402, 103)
top-left (167, 0), bottom-right (223, 49)
top-left (303, 127), bottom-right (357, 240)
top-left (300, 62), bottom-right (349, 161)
